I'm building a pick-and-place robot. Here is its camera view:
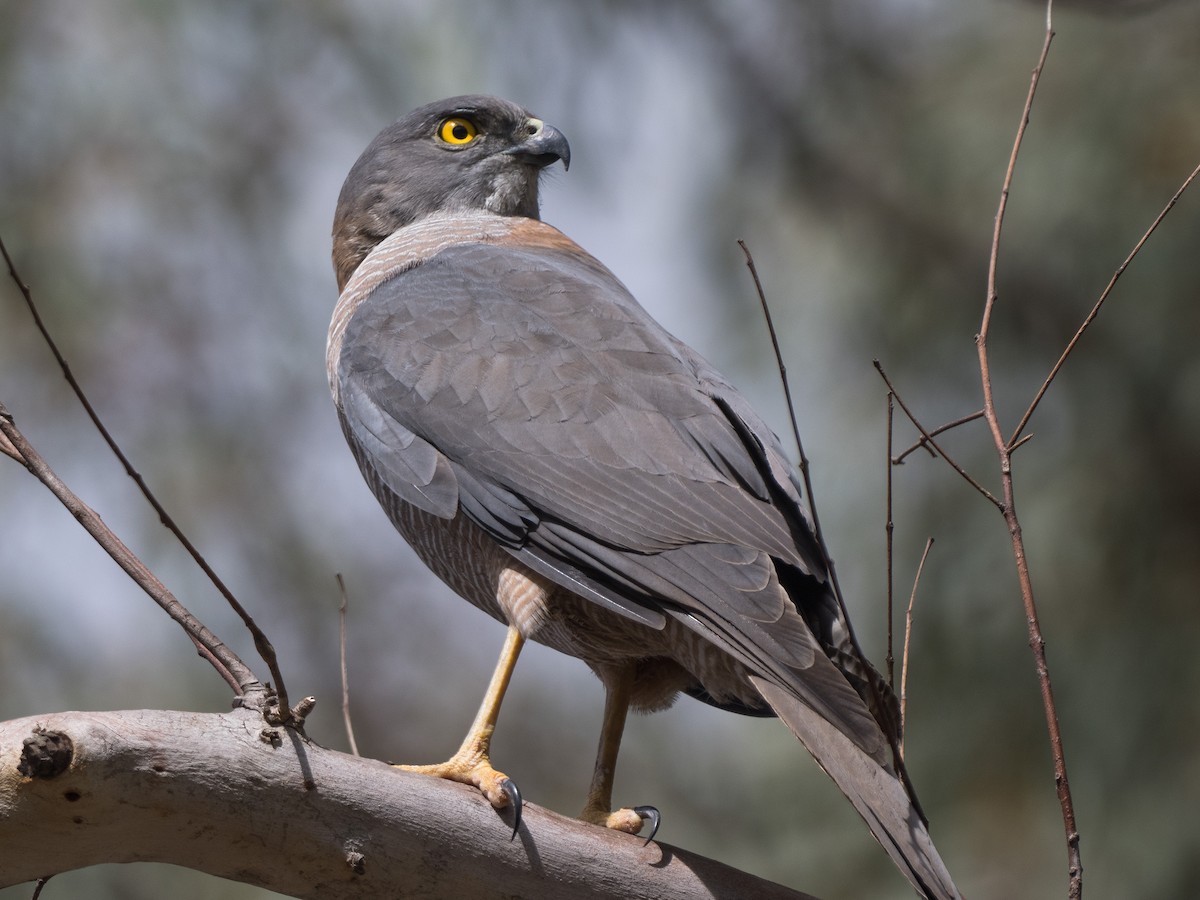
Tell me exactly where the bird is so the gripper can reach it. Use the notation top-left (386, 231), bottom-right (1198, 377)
top-left (328, 94), bottom-right (960, 899)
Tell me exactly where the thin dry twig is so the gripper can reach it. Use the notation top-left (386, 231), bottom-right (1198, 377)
top-left (0, 429), bottom-right (21, 462)
top-left (885, 392), bottom-right (895, 686)
top-left (899, 536), bottom-right (934, 757)
top-left (738, 240), bottom-right (924, 805)
top-left (976, 9), bottom-right (1082, 897)
top-left (737, 242), bottom-right (873, 646)
top-left (893, 410), bottom-right (986, 465)
top-left (1007, 156), bottom-right (1200, 450)
top-left (737, 241), bottom-right (849, 613)
top-left (1, 236), bottom-right (294, 721)
top-left (0, 402), bottom-right (258, 697)
top-left (336, 573), bottom-right (360, 757)
top-left (873, 360), bottom-right (1001, 509)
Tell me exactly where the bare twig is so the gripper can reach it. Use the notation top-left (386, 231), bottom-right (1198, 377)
top-left (0, 403), bottom-right (259, 698)
top-left (0, 430), bottom-right (21, 462)
top-left (979, 17), bottom-right (1053, 395)
top-left (1010, 432), bottom-right (1034, 453)
top-left (738, 241), bottom-right (924, 804)
top-left (736, 245), bottom-right (813, 508)
top-left (885, 392), bottom-right (895, 686)
top-left (737, 241), bottom-right (849, 612)
top-left (893, 410), bottom-right (986, 465)
top-left (0, 236), bottom-right (293, 721)
top-left (337, 573), bottom-right (360, 757)
top-left (737, 241), bottom-right (875, 650)
top-left (899, 537), bottom-right (934, 756)
top-left (976, 8), bottom-right (1082, 897)
top-left (873, 360), bottom-right (1001, 508)
top-left (1007, 156), bottom-right (1200, 450)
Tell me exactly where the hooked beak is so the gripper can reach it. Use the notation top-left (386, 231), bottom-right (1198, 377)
top-left (508, 118), bottom-right (571, 171)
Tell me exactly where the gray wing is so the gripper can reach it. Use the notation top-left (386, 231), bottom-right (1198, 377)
top-left (337, 239), bottom-right (883, 759)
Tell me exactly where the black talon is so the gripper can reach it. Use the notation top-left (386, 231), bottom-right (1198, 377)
top-left (633, 805), bottom-right (661, 845)
top-left (500, 776), bottom-right (523, 841)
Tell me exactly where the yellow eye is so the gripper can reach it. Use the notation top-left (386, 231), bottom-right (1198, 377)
top-left (439, 117), bottom-right (478, 145)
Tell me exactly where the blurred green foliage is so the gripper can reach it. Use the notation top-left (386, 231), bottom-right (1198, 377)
top-left (2, 1), bottom-right (1199, 898)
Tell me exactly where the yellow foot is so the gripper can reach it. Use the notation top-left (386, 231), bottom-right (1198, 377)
top-left (394, 756), bottom-right (517, 810)
top-left (580, 803), bottom-right (660, 840)
top-left (397, 625), bottom-right (527, 840)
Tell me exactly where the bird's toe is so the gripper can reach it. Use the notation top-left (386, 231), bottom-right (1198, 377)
top-left (394, 756), bottom-right (519, 818)
top-left (581, 802), bottom-right (660, 840)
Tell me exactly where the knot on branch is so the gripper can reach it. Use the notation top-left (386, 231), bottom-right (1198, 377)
top-left (345, 848), bottom-right (367, 876)
top-left (257, 689), bottom-right (317, 730)
top-left (18, 727), bottom-right (74, 779)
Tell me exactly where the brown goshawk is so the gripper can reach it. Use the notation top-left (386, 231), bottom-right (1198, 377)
top-left (328, 95), bottom-right (959, 899)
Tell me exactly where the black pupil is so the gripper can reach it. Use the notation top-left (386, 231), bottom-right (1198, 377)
top-left (452, 122), bottom-right (470, 140)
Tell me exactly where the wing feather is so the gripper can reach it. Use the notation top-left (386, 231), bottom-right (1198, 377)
top-left (337, 375), bottom-right (459, 518)
top-left (337, 234), bottom-right (880, 756)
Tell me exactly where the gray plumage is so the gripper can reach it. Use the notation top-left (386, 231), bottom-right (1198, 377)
top-left (329, 95), bottom-right (960, 899)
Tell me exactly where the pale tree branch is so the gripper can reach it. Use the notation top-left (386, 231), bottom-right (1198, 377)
top-left (0, 708), bottom-right (818, 900)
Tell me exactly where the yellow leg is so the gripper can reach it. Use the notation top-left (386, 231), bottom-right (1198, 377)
top-left (397, 624), bottom-right (524, 812)
top-left (580, 665), bottom-right (653, 835)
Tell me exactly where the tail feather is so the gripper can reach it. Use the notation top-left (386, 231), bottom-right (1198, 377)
top-left (750, 676), bottom-right (961, 900)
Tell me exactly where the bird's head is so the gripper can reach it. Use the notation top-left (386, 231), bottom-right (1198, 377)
top-left (332, 94), bottom-right (571, 290)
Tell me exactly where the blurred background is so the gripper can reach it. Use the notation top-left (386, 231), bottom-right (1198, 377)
top-left (2, 1), bottom-right (1198, 897)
